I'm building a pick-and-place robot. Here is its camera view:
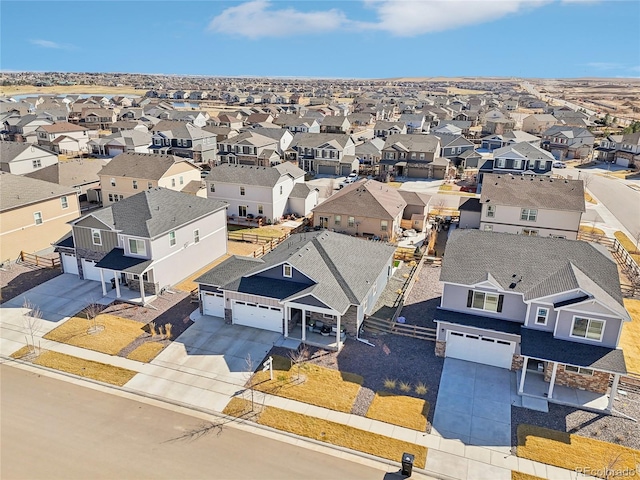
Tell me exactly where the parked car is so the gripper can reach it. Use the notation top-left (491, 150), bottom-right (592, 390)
top-left (460, 185), bottom-right (477, 193)
top-left (403, 229), bottom-right (418, 237)
top-left (553, 161), bottom-right (566, 168)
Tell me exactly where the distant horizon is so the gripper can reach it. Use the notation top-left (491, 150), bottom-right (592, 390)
top-left (2, 1), bottom-right (638, 79)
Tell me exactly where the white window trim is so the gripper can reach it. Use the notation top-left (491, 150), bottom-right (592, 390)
top-left (283, 264), bottom-right (292, 278)
top-left (193, 229), bottom-right (200, 243)
top-left (91, 228), bottom-right (102, 246)
top-left (60, 196), bottom-right (68, 209)
top-left (570, 315), bottom-right (605, 342)
top-left (128, 238), bottom-right (146, 256)
top-left (169, 231), bottom-right (176, 247)
top-left (471, 290), bottom-right (500, 313)
top-left (520, 208), bottom-right (537, 222)
top-left (33, 211), bottom-right (43, 225)
top-left (486, 205), bottom-right (495, 218)
top-left (535, 307), bottom-right (548, 325)
top-left (564, 365), bottom-right (594, 376)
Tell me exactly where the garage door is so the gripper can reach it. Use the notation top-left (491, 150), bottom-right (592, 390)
top-left (317, 165), bottom-right (335, 175)
top-left (232, 301), bottom-right (282, 333)
top-left (340, 164), bottom-right (352, 175)
top-left (202, 291), bottom-right (225, 318)
top-left (81, 259), bottom-right (102, 281)
top-left (446, 331), bottom-right (515, 369)
top-left (61, 253), bottom-right (79, 275)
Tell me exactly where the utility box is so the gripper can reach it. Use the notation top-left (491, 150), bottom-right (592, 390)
top-left (401, 452), bottom-right (415, 477)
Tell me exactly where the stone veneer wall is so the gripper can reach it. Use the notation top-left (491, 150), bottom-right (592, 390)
top-left (435, 341), bottom-right (446, 358)
top-left (224, 308), bottom-right (232, 324)
top-left (75, 247), bottom-right (108, 280)
top-left (308, 305), bottom-right (358, 336)
top-left (544, 363), bottom-right (610, 395)
top-left (511, 354), bottom-right (524, 372)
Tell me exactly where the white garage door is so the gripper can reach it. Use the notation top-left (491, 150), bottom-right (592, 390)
top-left (446, 331), bottom-right (515, 369)
top-left (202, 291), bottom-right (225, 318)
top-left (61, 253), bottom-right (78, 275)
top-left (233, 301), bottom-right (282, 333)
top-left (81, 259), bottom-right (102, 281)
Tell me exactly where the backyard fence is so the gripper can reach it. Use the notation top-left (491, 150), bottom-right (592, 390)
top-left (19, 251), bottom-right (60, 269)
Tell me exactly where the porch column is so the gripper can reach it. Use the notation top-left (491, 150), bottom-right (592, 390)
top-left (547, 362), bottom-right (558, 399)
top-left (518, 355), bottom-right (528, 394)
top-left (336, 314), bottom-right (341, 349)
top-left (284, 307), bottom-right (289, 338)
top-left (99, 269), bottom-right (107, 296)
top-left (114, 273), bottom-right (121, 298)
top-left (139, 275), bottom-right (146, 306)
top-left (301, 309), bottom-right (306, 342)
top-left (608, 373), bottom-right (620, 411)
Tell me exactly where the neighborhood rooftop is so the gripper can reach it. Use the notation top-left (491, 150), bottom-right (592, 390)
top-left (0, 171), bottom-right (76, 211)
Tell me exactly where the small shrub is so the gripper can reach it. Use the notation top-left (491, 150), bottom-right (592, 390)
top-left (399, 381), bottom-right (412, 392)
top-left (383, 378), bottom-right (397, 390)
top-left (149, 321), bottom-right (157, 337)
top-left (415, 382), bottom-right (428, 395)
top-left (164, 323), bottom-right (173, 340)
top-left (276, 373), bottom-right (288, 382)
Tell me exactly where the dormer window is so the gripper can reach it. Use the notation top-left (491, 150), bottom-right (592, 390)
top-left (283, 264), bottom-right (292, 278)
top-left (535, 307), bottom-right (548, 325)
top-left (486, 205), bottom-right (495, 218)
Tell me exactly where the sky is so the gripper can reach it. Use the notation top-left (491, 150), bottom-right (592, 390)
top-left (1, 0), bottom-right (639, 79)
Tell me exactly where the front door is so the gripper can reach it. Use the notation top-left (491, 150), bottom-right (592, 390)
top-left (239, 205), bottom-right (247, 217)
top-left (319, 216), bottom-right (329, 228)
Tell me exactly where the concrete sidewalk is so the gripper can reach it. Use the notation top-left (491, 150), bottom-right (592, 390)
top-left (0, 310), bottom-right (593, 480)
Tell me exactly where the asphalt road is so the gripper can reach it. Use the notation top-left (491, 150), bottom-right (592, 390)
top-left (0, 365), bottom-right (392, 480)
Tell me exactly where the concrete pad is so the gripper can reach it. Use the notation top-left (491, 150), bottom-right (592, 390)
top-left (471, 398), bottom-right (511, 423)
top-left (516, 457), bottom-right (539, 475)
top-left (474, 383), bottom-right (512, 403)
top-left (470, 416), bottom-right (511, 446)
top-left (444, 358), bottom-right (478, 376)
top-left (425, 449), bottom-right (469, 479)
top-left (464, 445), bottom-right (491, 464)
top-left (437, 437), bottom-right (467, 456)
top-left (419, 434), bottom-right (441, 449)
top-left (433, 409), bottom-right (472, 437)
top-left (438, 374), bottom-right (476, 398)
top-left (436, 393), bottom-right (474, 415)
top-left (467, 459), bottom-right (511, 480)
top-left (522, 395), bottom-right (549, 412)
top-left (488, 450), bottom-right (519, 470)
top-left (546, 465), bottom-right (576, 479)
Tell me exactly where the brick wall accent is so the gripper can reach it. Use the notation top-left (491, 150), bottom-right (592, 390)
top-left (544, 362), bottom-right (610, 395)
top-left (224, 308), bottom-right (232, 324)
top-left (75, 247), bottom-right (108, 280)
top-left (435, 341), bottom-right (446, 358)
top-left (308, 306), bottom-right (358, 336)
top-left (511, 354), bottom-right (524, 372)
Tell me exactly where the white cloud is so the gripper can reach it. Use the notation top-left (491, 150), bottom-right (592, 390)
top-left (585, 62), bottom-right (622, 70)
top-left (207, 0), bottom-right (351, 39)
top-left (30, 39), bottom-right (76, 50)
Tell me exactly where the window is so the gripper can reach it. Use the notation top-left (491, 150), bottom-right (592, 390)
top-left (179, 176), bottom-right (184, 185)
top-left (323, 313), bottom-right (336, 320)
top-left (210, 183), bottom-right (215, 193)
top-left (32, 159), bottom-right (42, 168)
top-left (495, 158), bottom-right (506, 168)
top-left (240, 186), bottom-right (245, 196)
top-left (334, 215), bottom-right (341, 226)
top-left (468, 290), bottom-right (503, 312)
top-left (92, 229), bottom-right (101, 245)
top-left (169, 231), bottom-right (176, 247)
top-left (110, 178), bottom-right (116, 187)
top-left (348, 216), bottom-right (355, 227)
top-left (380, 220), bottom-right (388, 231)
top-left (129, 238), bottom-right (146, 256)
top-left (33, 211), bottom-right (43, 225)
top-left (513, 159), bottom-right (522, 169)
top-left (535, 307), bottom-right (549, 325)
top-left (520, 208), bottom-right (537, 221)
top-left (148, 182), bottom-right (153, 189)
top-left (279, 185), bottom-right (283, 195)
top-left (132, 180), bottom-right (138, 190)
top-left (60, 196), bottom-right (68, 209)
top-left (522, 229), bottom-right (538, 236)
top-left (171, 178), bottom-right (176, 187)
top-left (486, 205), bottom-right (495, 218)
top-left (550, 234), bottom-right (566, 239)
top-left (571, 316), bottom-right (605, 342)
top-left (258, 205), bottom-right (263, 215)
top-left (108, 193), bottom-right (114, 202)
top-left (283, 265), bottom-right (292, 278)
top-left (484, 225), bottom-right (493, 231)
top-left (564, 365), bottom-right (594, 376)
top-left (193, 229), bottom-right (200, 243)
top-left (238, 205), bottom-right (247, 217)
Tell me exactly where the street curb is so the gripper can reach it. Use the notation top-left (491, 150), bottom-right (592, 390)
top-left (1, 354), bottom-right (453, 480)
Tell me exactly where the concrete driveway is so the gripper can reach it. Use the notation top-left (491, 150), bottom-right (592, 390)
top-left (124, 314), bottom-right (281, 411)
top-left (432, 358), bottom-right (519, 447)
top-left (1, 274), bottom-right (105, 356)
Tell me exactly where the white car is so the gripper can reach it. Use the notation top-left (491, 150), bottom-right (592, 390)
top-left (403, 229), bottom-right (417, 237)
top-left (553, 161), bottom-right (566, 168)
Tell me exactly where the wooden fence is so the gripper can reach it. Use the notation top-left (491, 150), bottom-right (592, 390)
top-left (19, 251), bottom-right (60, 268)
top-left (364, 316), bottom-right (436, 341)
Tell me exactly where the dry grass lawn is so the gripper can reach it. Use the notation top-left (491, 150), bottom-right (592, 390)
top-left (252, 355), bottom-right (363, 413)
top-left (44, 314), bottom-right (144, 355)
top-left (579, 225), bottom-right (606, 236)
top-left (365, 392), bottom-right (429, 431)
top-left (228, 225), bottom-right (292, 238)
top-left (439, 184), bottom-right (453, 191)
top-left (584, 192), bottom-right (597, 204)
top-left (227, 241), bottom-right (261, 257)
top-left (512, 472), bottom-right (545, 480)
top-left (620, 299), bottom-right (640, 375)
top-left (126, 342), bottom-right (166, 362)
top-left (614, 231), bottom-right (640, 263)
top-left (12, 346), bottom-right (136, 386)
top-left (224, 398), bottom-right (427, 468)
top-left (174, 254), bottom-right (231, 292)
top-left (517, 425), bottom-right (640, 478)
top-left (0, 85), bottom-right (146, 96)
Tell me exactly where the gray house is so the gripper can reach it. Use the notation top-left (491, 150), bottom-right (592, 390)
top-left (150, 121), bottom-right (217, 164)
top-left (436, 230), bottom-right (630, 411)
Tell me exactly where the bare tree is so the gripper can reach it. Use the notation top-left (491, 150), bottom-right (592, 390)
top-left (244, 353), bottom-right (256, 412)
top-left (288, 345), bottom-right (310, 382)
top-left (22, 300), bottom-right (43, 354)
top-left (83, 303), bottom-right (103, 335)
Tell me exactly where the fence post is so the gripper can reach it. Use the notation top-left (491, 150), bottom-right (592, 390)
top-left (35, 255), bottom-right (40, 266)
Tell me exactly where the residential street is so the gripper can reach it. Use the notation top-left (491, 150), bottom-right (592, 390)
top-left (0, 365), bottom-right (391, 480)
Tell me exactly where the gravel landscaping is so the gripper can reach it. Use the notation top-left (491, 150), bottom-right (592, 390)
top-left (399, 263), bottom-right (443, 329)
top-left (511, 391), bottom-right (640, 451)
top-left (0, 262), bottom-right (62, 304)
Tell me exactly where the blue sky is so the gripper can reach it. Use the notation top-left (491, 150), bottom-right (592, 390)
top-left (1, 1), bottom-right (639, 78)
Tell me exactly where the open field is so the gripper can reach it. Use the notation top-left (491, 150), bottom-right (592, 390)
top-left (0, 85), bottom-right (147, 97)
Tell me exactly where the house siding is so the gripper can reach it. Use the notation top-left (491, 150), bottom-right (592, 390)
top-left (73, 225), bottom-right (119, 253)
top-left (435, 321), bottom-right (521, 353)
top-left (256, 264), bottom-right (313, 284)
top-left (440, 283), bottom-right (528, 322)
top-left (525, 302), bottom-right (557, 332)
top-left (554, 309), bottom-right (622, 348)
top-left (480, 204), bottom-right (581, 239)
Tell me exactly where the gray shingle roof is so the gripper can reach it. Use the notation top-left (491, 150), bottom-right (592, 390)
top-left (441, 230), bottom-right (628, 320)
top-left (0, 141), bottom-right (56, 163)
top-left (290, 132), bottom-right (351, 149)
top-left (76, 188), bottom-right (227, 239)
top-left (480, 173), bottom-right (585, 212)
top-left (493, 142), bottom-right (555, 161)
top-left (0, 172), bottom-right (77, 212)
top-left (98, 152), bottom-right (195, 180)
top-left (25, 157), bottom-right (106, 187)
top-left (205, 164), bottom-right (291, 187)
top-left (383, 134), bottom-right (440, 153)
top-left (273, 162), bottom-right (305, 180)
top-left (289, 183), bottom-right (315, 199)
top-left (197, 231), bottom-right (396, 313)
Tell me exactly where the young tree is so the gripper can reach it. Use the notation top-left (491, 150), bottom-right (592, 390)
top-left (83, 303), bottom-right (103, 334)
top-left (244, 353), bottom-right (256, 411)
top-left (22, 300), bottom-right (43, 354)
top-left (288, 345), bottom-right (310, 382)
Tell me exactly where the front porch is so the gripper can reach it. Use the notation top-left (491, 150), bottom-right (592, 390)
top-left (283, 303), bottom-right (350, 352)
top-left (286, 324), bottom-right (345, 350)
top-left (95, 248), bottom-right (155, 306)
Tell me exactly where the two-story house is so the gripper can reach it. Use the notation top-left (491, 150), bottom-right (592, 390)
top-left (217, 131), bottom-right (282, 167)
top-left (540, 126), bottom-right (594, 160)
top-left (435, 133), bottom-right (475, 160)
top-left (522, 114), bottom-right (558, 135)
top-left (36, 122), bottom-right (90, 154)
top-left (319, 115), bottom-right (351, 134)
top-left (373, 121), bottom-right (407, 139)
top-left (612, 132), bottom-right (640, 168)
top-left (381, 134), bottom-right (444, 178)
top-left (0, 141), bottom-right (58, 174)
top-left (477, 142), bottom-right (555, 193)
top-left (88, 129), bottom-right (152, 157)
top-left (3, 114), bottom-right (53, 143)
top-left (205, 163), bottom-right (316, 224)
top-left (1, 172), bottom-right (80, 260)
top-left (56, 188), bottom-right (228, 305)
top-left (480, 130), bottom-right (541, 152)
top-left (274, 114), bottom-right (321, 134)
top-left (80, 108), bottom-right (118, 130)
top-left (435, 230), bottom-right (629, 411)
top-left (195, 230), bottom-right (396, 350)
top-left (594, 134), bottom-right (622, 163)
top-left (98, 152), bottom-right (203, 205)
top-left (149, 121), bottom-right (217, 164)
top-left (399, 113), bottom-right (427, 134)
top-left (478, 173), bottom-right (585, 239)
top-left (288, 133), bottom-right (357, 176)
